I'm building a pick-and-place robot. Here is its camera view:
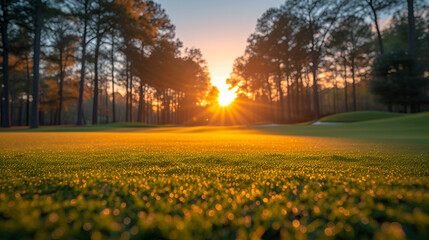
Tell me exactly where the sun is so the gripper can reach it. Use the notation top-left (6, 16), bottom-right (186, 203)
top-left (217, 84), bottom-right (237, 106)
top-left (211, 76), bottom-right (238, 107)
top-left (218, 88), bottom-right (237, 106)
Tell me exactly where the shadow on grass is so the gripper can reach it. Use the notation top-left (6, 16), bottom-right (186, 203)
top-left (0, 122), bottom-right (160, 132)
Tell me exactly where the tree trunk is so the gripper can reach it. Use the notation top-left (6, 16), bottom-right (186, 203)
top-left (99, 77), bottom-right (102, 122)
top-left (77, 0), bottom-right (88, 125)
top-left (333, 80), bottom-right (338, 113)
top-left (30, 0), bottom-right (42, 129)
top-left (10, 86), bottom-right (14, 126)
top-left (351, 56), bottom-right (357, 111)
top-left (297, 73), bottom-right (303, 117)
top-left (39, 110), bottom-right (43, 125)
top-left (157, 95), bottom-right (160, 124)
top-left (50, 111), bottom-right (54, 125)
top-left (344, 58), bottom-right (348, 112)
top-left (369, 3), bottom-right (384, 54)
top-left (105, 79), bottom-right (108, 123)
top-left (146, 88), bottom-right (150, 124)
top-left (125, 60), bottom-right (129, 122)
top-left (167, 90), bottom-right (170, 124)
top-left (81, 107), bottom-right (86, 125)
top-left (92, 27), bottom-right (101, 125)
top-left (26, 56), bottom-right (31, 126)
top-left (407, 0), bottom-right (415, 57)
top-left (266, 75), bottom-right (274, 122)
top-left (175, 91), bottom-right (178, 124)
top-left (138, 81), bottom-right (144, 122)
top-left (304, 69), bottom-right (312, 114)
top-left (277, 67), bottom-right (284, 122)
top-left (163, 90), bottom-right (167, 124)
top-left (111, 34), bottom-right (116, 123)
top-left (286, 75), bottom-right (292, 121)
top-left (18, 95), bottom-right (23, 126)
top-left (129, 62), bottom-right (133, 122)
top-left (311, 55), bottom-right (319, 119)
top-left (1, 0), bottom-right (10, 127)
top-left (58, 48), bottom-right (64, 125)
top-left (278, 81), bottom-right (284, 122)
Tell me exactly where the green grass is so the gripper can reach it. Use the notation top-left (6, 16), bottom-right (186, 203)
top-left (0, 113), bottom-right (428, 239)
top-left (319, 111), bottom-right (404, 122)
top-left (259, 111), bottom-right (429, 145)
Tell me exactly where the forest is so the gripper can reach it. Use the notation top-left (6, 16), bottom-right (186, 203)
top-left (228, 0), bottom-right (429, 123)
top-left (1, 0), bottom-right (429, 128)
top-left (1, 0), bottom-right (212, 128)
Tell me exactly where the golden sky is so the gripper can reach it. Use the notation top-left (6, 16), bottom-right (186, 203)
top-left (155, 0), bottom-right (284, 88)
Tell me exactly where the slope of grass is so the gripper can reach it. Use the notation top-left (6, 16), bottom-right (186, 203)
top-left (1, 122), bottom-right (428, 239)
top-left (258, 111), bottom-right (429, 145)
top-left (319, 111), bottom-right (404, 122)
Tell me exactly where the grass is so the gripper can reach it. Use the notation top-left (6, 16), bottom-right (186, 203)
top-left (319, 111), bottom-right (404, 122)
top-left (259, 111), bottom-right (429, 145)
top-left (0, 113), bottom-right (428, 239)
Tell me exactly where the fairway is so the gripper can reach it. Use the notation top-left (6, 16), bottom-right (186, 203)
top-left (1, 124), bottom-right (428, 239)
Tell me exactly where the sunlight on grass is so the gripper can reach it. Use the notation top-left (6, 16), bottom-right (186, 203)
top-left (0, 129), bottom-right (428, 239)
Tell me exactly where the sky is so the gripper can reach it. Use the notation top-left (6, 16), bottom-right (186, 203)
top-left (155, 0), bottom-right (284, 87)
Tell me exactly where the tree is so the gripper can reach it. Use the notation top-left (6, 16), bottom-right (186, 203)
top-left (1, 0), bottom-right (10, 127)
top-left (363, 0), bottom-right (400, 54)
top-left (2, 0), bottom-right (213, 127)
top-left (276, 7), bottom-right (310, 121)
top-left (374, 4), bottom-right (429, 113)
top-left (45, 13), bottom-right (78, 124)
top-left (383, 7), bottom-right (428, 56)
top-left (117, 0), bottom-right (176, 123)
top-left (76, 0), bottom-right (90, 125)
top-left (244, 9), bottom-right (279, 121)
top-left (11, 21), bottom-right (33, 126)
top-left (407, 0), bottom-right (415, 57)
top-left (329, 16), bottom-right (373, 111)
top-left (30, 0), bottom-right (42, 128)
top-left (289, 0), bottom-right (346, 119)
top-left (370, 51), bottom-right (428, 112)
top-left (90, 0), bottom-right (114, 125)
top-left (2, 0), bottom-right (35, 126)
top-left (110, 31), bottom-right (116, 122)
top-left (230, 5), bottom-right (316, 123)
top-left (252, 7), bottom-right (300, 122)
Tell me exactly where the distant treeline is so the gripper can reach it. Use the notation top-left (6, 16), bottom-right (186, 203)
top-left (0, 0), bottom-right (211, 128)
top-left (1, 0), bottom-right (429, 128)
top-left (228, 0), bottom-right (429, 124)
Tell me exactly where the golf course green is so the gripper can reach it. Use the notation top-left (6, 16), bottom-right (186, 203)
top-left (1, 112), bottom-right (428, 239)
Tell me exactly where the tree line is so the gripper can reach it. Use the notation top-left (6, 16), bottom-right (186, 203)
top-left (229, 0), bottom-right (429, 123)
top-left (0, 0), bottom-right (211, 128)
